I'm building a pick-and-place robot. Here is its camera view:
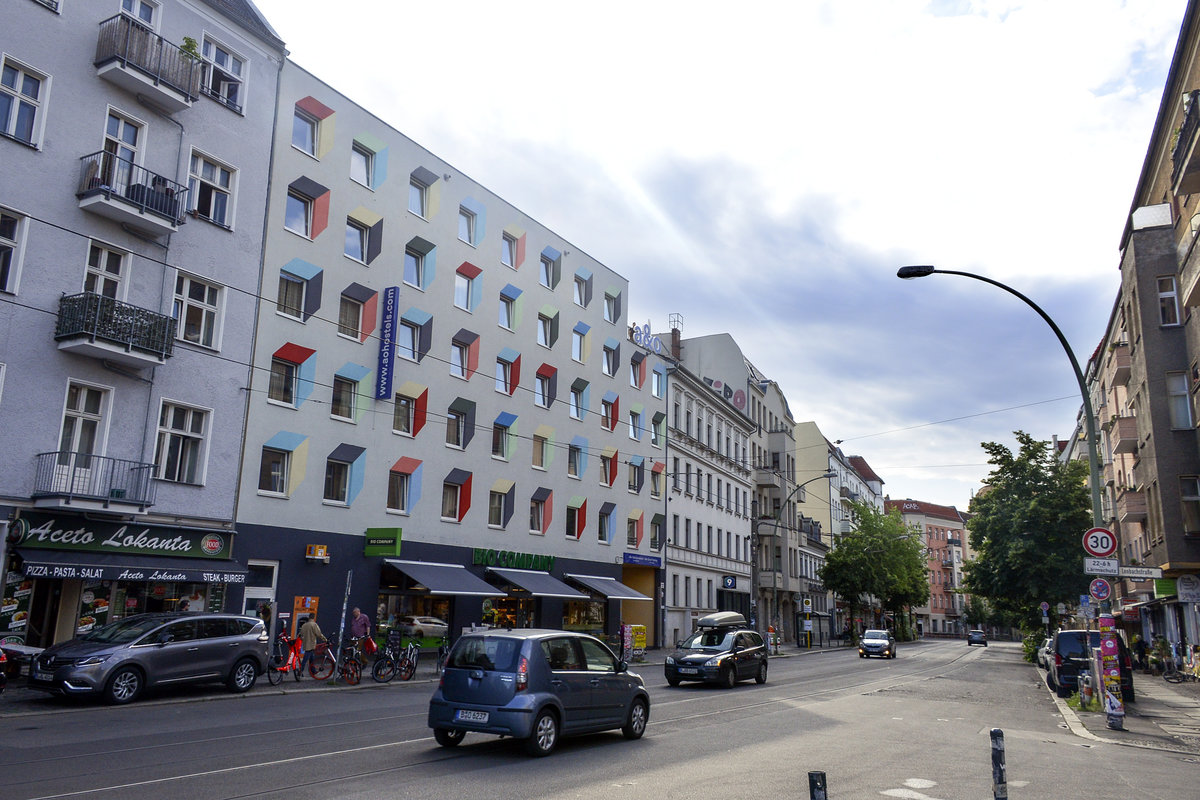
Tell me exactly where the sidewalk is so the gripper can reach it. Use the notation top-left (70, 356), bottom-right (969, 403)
top-left (1052, 666), bottom-right (1200, 754)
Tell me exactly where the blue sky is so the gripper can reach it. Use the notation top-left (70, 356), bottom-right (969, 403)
top-left (253, 0), bottom-right (1186, 508)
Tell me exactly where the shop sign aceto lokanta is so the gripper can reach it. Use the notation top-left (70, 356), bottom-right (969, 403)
top-left (11, 514), bottom-right (233, 559)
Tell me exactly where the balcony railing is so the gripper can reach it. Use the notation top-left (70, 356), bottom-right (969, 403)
top-left (94, 14), bottom-right (202, 103)
top-left (77, 152), bottom-right (188, 227)
top-left (32, 451), bottom-right (156, 509)
top-left (1110, 415), bottom-right (1139, 454)
top-left (1172, 90), bottom-right (1200, 194)
top-left (55, 292), bottom-right (176, 361)
top-left (1117, 489), bottom-right (1148, 523)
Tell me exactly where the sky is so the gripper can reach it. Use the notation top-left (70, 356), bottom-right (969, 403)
top-left (252, 0), bottom-right (1187, 510)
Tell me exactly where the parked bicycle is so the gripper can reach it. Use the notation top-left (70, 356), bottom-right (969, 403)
top-left (308, 639), bottom-right (363, 684)
top-left (373, 631), bottom-right (421, 682)
top-left (267, 631), bottom-right (304, 685)
top-left (1163, 643), bottom-right (1199, 684)
top-left (435, 635), bottom-right (450, 674)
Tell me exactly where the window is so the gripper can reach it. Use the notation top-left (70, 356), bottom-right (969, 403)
top-left (122, 0), bottom-right (156, 26)
top-left (1159, 276), bottom-right (1180, 326)
top-left (604, 292), bottom-right (619, 323)
top-left (201, 38), bottom-right (243, 112)
top-left (572, 329), bottom-right (585, 362)
top-left (628, 461), bottom-right (643, 492)
top-left (0, 209), bottom-right (23, 292)
top-left (446, 410), bottom-right (465, 448)
top-left (399, 321), bottom-right (419, 361)
top-left (492, 421), bottom-right (510, 459)
top-left (450, 342), bottom-right (468, 378)
top-left (393, 395), bottom-right (414, 434)
top-left (651, 414), bottom-right (664, 446)
top-left (1168, 372), bottom-right (1192, 428)
top-left (573, 275), bottom-right (587, 306)
top-left (154, 402), bottom-right (206, 484)
top-left (1, 59), bottom-right (44, 145)
top-left (651, 470), bottom-right (662, 499)
top-left (630, 361), bottom-right (640, 387)
top-left (350, 143), bottom-right (373, 188)
top-left (535, 374), bottom-right (551, 408)
top-left (174, 274), bottom-right (220, 347)
top-left (454, 271), bottom-right (473, 310)
top-left (292, 109), bottom-right (317, 155)
top-left (85, 242), bottom-right (124, 298)
top-left (185, 152), bottom-right (234, 227)
top-left (530, 497), bottom-right (545, 533)
top-left (409, 178), bottom-right (427, 217)
top-left (598, 508), bottom-right (611, 544)
top-left (537, 314), bottom-right (553, 347)
top-left (603, 345), bottom-right (618, 376)
top-left (331, 376), bottom-right (355, 420)
top-left (458, 206), bottom-right (476, 245)
top-left (344, 218), bottom-right (368, 262)
top-left (533, 434), bottom-right (548, 469)
top-left (499, 295), bottom-right (515, 329)
top-left (337, 295), bottom-right (362, 338)
top-left (258, 448), bottom-right (288, 494)
top-left (400, 250), bottom-right (424, 293)
top-left (1181, 477), bottom-right (1200, 534)
top-left (501, 233), bottom-right (517, 267)
top-left (566, 506), bottom-right (581, 539)
top-left (489, 490), bottom-right (506, 527)
top-left (568, 444), bottom-right (582, 477)
top-left (441, 483), bottom-right (460, 520)
top-left (323, 458), bottom-right (349, 504)
top-left (285, 191), bottom-right (311, 236)
top-left (540, 255), bottom-right (554, 288)
top-left (387, 470), bottom-right (410, 513)
top-left (627, 519), bottom-right (638, 548)
top-left (629, 410), bottom-right (642, 440)
top-left (600, 454), bottom-right (614, 486)
top-left (601, 399), bottom-right (616, 430)
top-left (652, 370), bottom-right (664, 398)
top-left (570, 385), bottom-right (585, 420)
top-left (268, 359), bottom-right (297, 405)
top-left (495, 358), bottom-right (513, 394)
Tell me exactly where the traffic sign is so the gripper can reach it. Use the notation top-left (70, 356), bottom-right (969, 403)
top-left (1083, 528), bottom-right (1117, 558)
top-left (1089, 578), bottom-right (1112, 602)
top-left (1040, 601), bottom-right (1050, 612)
top-left (1084, 557), bottom-right (1119, 576)
top-left (1118, 565), bottom-right (1163, 580)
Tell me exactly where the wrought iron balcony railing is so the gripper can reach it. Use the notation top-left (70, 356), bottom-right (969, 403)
top-left (94, 14), bottom-right (202, 101)
top-left (55, 292), bottom-right (176, 360)
top-left (77, 152), bottom-right (189, 226)
top-left (32, 451), bottom-right (157, 508)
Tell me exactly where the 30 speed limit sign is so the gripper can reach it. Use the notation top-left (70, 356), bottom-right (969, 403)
top-left (1082, 527), bottom-right (1117, 558)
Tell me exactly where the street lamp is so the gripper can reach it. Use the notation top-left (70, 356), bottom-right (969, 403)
top-left (752, 470), bottom-right (837, 647)
top-left (896, 265), bottom-right (1103, 528)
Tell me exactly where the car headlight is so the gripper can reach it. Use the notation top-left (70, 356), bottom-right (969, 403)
top-left (704, 655), bottom-right (723, 667)
top-left (665, 656), bottom-right (675, 665)
top-left (76, 655), bottom-right (110, 666)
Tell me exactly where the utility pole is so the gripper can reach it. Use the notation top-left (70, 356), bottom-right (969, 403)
top-left (750, 499), bottom-right (761, 634)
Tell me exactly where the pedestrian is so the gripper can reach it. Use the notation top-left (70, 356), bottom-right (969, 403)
top-left (349, 607), bottom-right (371, 639)
top-left (1133, 634), bottom-right (1149, 670)
top-left (298, 615), bottom-right (325, 678)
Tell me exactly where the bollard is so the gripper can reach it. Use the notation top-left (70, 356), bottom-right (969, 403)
top-left (808, 771), bottom-right (827, 800)
top-left (990, 728), bottom-right (1007, 800)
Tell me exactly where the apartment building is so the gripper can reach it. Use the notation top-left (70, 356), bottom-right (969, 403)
top-left (885, 499), bottom-right (969, 637)
top-left (231, 59), bottom-right (664, 643)
top-left (0, 0), bottom-right (285, 646)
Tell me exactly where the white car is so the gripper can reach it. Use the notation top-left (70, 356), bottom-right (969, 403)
top-left (1037, 637), bottom-right (1053, 669)
top-left (399, 616), bottom-right (448, 638)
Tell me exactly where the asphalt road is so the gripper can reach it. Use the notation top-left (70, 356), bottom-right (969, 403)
top-left (2, 640), bottom-right (1196, 799)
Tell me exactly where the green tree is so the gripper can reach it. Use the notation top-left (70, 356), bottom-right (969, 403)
top-left (820, 501), bottom-right (930, 639)
top-left (963, 431), bottom-right (1091, 631)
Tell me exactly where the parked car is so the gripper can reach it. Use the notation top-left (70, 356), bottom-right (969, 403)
top-left (1047, 629), bottom-right (1135, 703)
top-left (967, 630), bottom-right (988, 646)
top-left (665, 611), bottom-right (768, 687)
top-left (28, 612), bottom-right (269, 704)
top-left (858, 629), bottom-right (897, 659)
top-left (428, 629), bottom-right (649, 757)
top-left (398, 615), bottom-right (448, 639)
top-left (1037, 637), bottom-right (1053, 669)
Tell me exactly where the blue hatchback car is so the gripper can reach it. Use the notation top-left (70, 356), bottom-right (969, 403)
top-left (428, 629), bottom-right (649, 757)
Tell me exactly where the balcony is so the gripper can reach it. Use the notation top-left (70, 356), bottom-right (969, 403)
top-left (76, 152), bottom-right (188, 236)
top-left (32, 451), bottom-right (156, 513)
top-left (840, 519), bottom-right (853, 534)
top-left (1173, 90), bottom-right (1200, 195)
top-left (1117, 489), bottom-right (1148, 524)
top-left (1110, 415), bottom-right (1139, 454)
top-left (55, 292), bottom-right (176, 367)
top-left (755, 468), bottom-right (783, 490)
top-left (94, 14), bottom-right (201, 113)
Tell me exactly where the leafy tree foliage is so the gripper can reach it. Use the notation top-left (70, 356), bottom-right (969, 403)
top-left (963, 431), bottom-right (1091, 631)
top-left (820, 501), bottom-right (929, 638)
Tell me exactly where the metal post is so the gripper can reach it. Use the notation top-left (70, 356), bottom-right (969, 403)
top-left (750, 500), bottom-right (761, 634)
top-left (808, 771), bottom-right (827, 800)
top-left (990, 728), bottom-right (1007, 800)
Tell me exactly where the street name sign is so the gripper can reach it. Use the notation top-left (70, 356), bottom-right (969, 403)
top-left (1118, 565), bottom-right (1164, 580)
top-left (1084, 557), bottom-right (1119, 576)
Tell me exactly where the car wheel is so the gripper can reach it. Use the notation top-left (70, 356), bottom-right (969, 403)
top-left (666, 675), bottom-right (680, 687)
top-left (755, 661), bottom-right (767, 684)
top-left (434, 728), bottom-right (466, 748)
top-left (105, 666), bottom-right (144, 705)
top-left (622, 698), bottom-right (648, 740)
top-left (721, 666), bottom-right (737, 689)
top-left (1056, 682), bottom-right (1072, 698)
top-left (227, 657), bottom-right (259, 693)
top-left (524, 709), bottom-right (559, 757)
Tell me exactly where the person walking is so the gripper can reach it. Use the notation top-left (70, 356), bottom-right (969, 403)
top-left (349, 607), bottom-right (373, 659)
top-left (1133, 634), bottom-right (1149, 671)
top-left (298, 615), bottom-right (326, 679)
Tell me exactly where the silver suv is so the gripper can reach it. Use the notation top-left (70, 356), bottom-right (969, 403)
top-left (29, 612), bottom-right (269, 704)
top-left (428, 629), bottom-right (650, 757)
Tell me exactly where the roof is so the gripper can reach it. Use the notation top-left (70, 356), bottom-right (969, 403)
top-left (885, 499), bottom-right (966, 524)
top-left (848, 456), bottom-right (883, 485)
top-left (199, 0), bottom-right (286, 50)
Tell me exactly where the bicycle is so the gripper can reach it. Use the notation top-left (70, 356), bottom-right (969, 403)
top-left (372, 630), bottom-right (405, 683)
top-left (435, 635), bottom-right (450, 674)
top-left (308, 640), bottom-right (362, 684)
top-left (267, 632), bottom-right (304, 685)
top-left (1163, 644), bottom-right (1199, 684)
top-left (396, 636), bottom-right (420, 681)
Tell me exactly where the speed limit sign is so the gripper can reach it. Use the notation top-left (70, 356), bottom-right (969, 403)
top-left (1082, 527), bottom-right (1117, 558)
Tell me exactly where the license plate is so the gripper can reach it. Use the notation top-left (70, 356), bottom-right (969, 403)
top-left (455, 709), bottom-right (489, 723)
top-left (678, 667), bottom-right (698, 675)
top-left (33, 669), bottom-right (52, 681)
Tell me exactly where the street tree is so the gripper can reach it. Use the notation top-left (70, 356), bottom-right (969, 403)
top-left (962, 431), bottom-right (1091, 630)
top-left (820, 500), bottom-right (929, 639)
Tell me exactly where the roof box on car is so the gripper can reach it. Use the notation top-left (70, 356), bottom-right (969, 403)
top-left (695, 611), bottom-right (747, 630)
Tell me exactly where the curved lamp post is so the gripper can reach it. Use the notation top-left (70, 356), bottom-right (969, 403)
top-left (752, 470), bottom-right (837, 647)
top-left (896, 265), bottom-right (1103, 528)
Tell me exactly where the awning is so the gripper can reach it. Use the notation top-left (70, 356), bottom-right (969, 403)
top-left (16, 549), bottom-right (249, 584)
top-left (384, 559), bottom-right (503, 597)
top-left (488, 568), bottom-right (588, 599)
top-left (565, 573), bottom-right (652, 601)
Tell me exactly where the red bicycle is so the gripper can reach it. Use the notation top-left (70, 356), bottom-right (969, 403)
top-left (267, 632), bottom-right (304, 684)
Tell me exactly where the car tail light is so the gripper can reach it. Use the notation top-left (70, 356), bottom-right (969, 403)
top-left (1054, 653), bottom-right (1063, 668)
top-left (515, 655), bottom-right (529, 692)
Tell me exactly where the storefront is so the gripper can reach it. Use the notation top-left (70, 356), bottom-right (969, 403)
top-left (0, 513), bottom-right (247, 647)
